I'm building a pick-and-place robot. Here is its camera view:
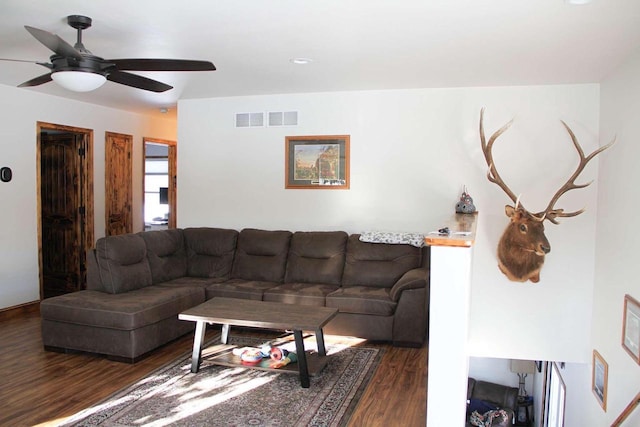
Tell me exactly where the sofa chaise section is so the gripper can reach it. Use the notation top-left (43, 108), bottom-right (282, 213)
top-left (40, 285), bottom-right (203, 362)
top-left (40, 232), bottom-right (205, 362)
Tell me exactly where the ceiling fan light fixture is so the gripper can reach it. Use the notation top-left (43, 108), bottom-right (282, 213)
top-left (51, 70), bottom-right (106, 92)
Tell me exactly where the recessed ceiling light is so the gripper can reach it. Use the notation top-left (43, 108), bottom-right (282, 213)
top-left (290, 58), bottom-right (313, 65)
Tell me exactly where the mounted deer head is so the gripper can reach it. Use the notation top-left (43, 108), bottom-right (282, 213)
top-left (479, 108), bottom-right (615, 283)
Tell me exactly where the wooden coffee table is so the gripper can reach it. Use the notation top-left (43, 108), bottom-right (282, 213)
top-left (178, 297), bottom-right (338, 388)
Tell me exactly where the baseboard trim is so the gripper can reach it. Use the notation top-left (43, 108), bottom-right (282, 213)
top-left (0, 301), bottom-right (40, 321)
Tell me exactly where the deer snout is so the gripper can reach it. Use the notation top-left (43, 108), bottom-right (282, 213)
top-left (539, 243), bottom-right (551, 254)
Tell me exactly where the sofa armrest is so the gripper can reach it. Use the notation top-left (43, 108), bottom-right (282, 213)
top-left (389, 268), bottom-right (429, 302)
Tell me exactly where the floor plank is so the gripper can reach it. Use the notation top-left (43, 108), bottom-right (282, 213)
top-left (0, 307), bottom-right (427, 426)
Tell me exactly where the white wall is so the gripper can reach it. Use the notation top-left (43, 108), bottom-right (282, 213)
top-left (587, 47), bottom-right (640, 426)
top-left (178, 84), bottom-right (601, 365)
top-left (0, 84), bottom-right (176, 310)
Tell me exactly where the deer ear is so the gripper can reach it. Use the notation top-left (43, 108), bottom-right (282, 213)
top-left (505, 205), bottom-right (516, 218)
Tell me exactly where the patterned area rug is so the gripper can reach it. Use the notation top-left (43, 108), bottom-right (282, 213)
top-left (62, 335), bottom-right (381, 427)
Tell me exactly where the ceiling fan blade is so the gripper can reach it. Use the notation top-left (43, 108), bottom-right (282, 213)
top-left (0, 58), bottom-right (38, 63)
top-left (107, 70), bottom-right (173, 92)
top-left (24, 26), bottom-right (82, 60)
top-left (0, 58), bottom-right (53, 70)
top-left (18, 73), bottom-right (53, 87)
top-left (108, 58), bottom-right (215, 72)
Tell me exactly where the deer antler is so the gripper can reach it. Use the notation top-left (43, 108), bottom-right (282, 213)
top-left (534, 121), bottom-right (615, 224)
top-left (479, 108), bottom-right (521, 208)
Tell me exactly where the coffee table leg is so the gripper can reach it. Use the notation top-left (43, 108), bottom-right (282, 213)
top-left (315, 328), bottom-right (327, 356)
top-left (190, 320), bottom-right (206, 373)
top-left (293, 330), bottom-right (310, 388)
top-left (221, 323), bottom-right (230, 344)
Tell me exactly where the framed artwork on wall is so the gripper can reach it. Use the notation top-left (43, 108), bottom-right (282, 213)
top-left (622, 294), bottom-right (640, 364)
top-left (285, 135), bottom-right (350, 189)
top-left (592, 349), bottom-right (608, 411)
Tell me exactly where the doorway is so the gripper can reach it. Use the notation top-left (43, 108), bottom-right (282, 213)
top-left (143, 138), bottom-right (177, 230)
top-left (37, 122), bottom-right (94, 299)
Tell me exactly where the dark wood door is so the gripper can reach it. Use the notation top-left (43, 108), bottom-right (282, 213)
top-left (40, 132), bottom-right (86, 297)
top-left (105, 132), bottom-right (133, 236)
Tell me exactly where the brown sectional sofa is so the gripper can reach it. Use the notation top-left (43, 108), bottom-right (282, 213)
top-left (40, 228), bottom-right (430, 362)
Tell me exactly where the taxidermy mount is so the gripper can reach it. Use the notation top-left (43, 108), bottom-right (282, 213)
top-left (479, 108), bottom-right (614, 283)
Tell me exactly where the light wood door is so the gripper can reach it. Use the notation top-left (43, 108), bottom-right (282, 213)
top-left (105, 132), bottom-right (133, 236)
top-left (167, 143), bottom-right (177, 229)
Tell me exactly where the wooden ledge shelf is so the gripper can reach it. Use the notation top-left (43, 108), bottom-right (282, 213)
top-left (424, 212), bottom-right (478, 247)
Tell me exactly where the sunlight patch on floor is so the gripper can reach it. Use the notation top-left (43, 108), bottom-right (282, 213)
top-left (131, 368), bottom-right (276, 426)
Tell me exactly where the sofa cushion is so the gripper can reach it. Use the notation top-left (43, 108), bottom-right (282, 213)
top-left (139, 229), bottom-right (187, 284)
top-left (326, 286), bottom-right (397, 316)
top-left (342, 234), bottom-right (421, 288)
top-left (264, 283), bottom-right (340, 306)
top-left (183, 227), bottom-right (238, 278)
top-left (39, 286), bottom-right (205, 330)
top-left (206, 279), bottom-right (279, 301)
top-left (96, 234), bottom-right (152, 294)
top-left (284, 231), bottom-right (347, 286)
top-left (231, 229), bottom-right (291, 282)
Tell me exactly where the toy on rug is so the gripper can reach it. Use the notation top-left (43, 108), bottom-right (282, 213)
top-left (270, 351), bottom-right (298, 369)
top-left (232, 344), bottom-right (297, 368)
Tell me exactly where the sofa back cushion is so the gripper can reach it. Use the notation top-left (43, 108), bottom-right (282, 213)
top-left (183, 227), bottom-right (238, 278)
top-left (342, 234), bottom-right (421, 288)
top-left (285, 231), bottom-right (347, 285)
top-left (95, 234), bottom-right (152, 294)
top-left (139, 229), bottom-right (187, 284)
top-left (470, 379), bottom-right (519, 412)
top-left (231, 229), bottom-right (291, 282)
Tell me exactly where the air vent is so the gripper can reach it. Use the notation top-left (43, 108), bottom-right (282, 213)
top-left (235, 112), bottom-right (264, 128)
top-left (268, 111), bottom-right (298, 127)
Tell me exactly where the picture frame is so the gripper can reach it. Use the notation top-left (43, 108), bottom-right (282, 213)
top-left (592, 349), bottom-right (608, 411)
top-left (622, 294), bottom-right (640, 364)
top-left (285, 135), bottom-right (350, 189)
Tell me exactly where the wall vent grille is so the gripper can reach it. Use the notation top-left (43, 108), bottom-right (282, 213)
top-left (235, 112), bottom-right (264, 128)
top-left (268, 111), bottom-right (298, 127)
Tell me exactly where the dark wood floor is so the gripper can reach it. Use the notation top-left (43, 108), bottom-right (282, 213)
top-left (0, 305), bottom-right (427, 427)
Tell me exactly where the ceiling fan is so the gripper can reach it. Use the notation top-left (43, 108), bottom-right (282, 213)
top-left (2, 15), bottom-right (215, 93)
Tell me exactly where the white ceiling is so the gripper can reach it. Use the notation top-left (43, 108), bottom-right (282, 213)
top-left (1, 0), bottom-right (639, 118)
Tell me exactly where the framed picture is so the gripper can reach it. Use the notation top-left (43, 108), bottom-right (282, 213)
top-left (622, 294), bottom-right (640, 364)
top-left (285, 135), bottom-right (350, 189)
top-left (592, 350), bottom-right (608, 411)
